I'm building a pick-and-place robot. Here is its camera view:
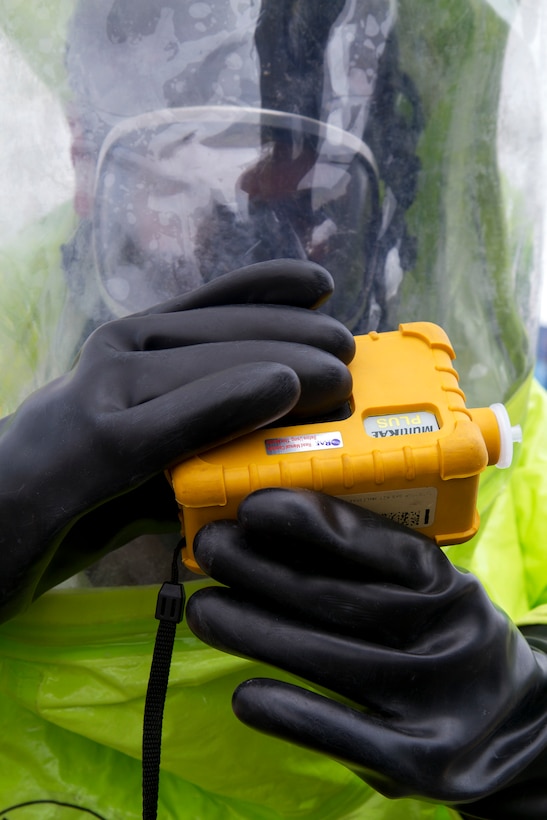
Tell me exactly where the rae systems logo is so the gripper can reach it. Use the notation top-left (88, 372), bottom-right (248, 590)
top-left (265, 432), bottom-right (343, 455)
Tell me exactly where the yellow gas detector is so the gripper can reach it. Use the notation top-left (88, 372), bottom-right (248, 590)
top-left (168, 322), bottom-right (522, 574)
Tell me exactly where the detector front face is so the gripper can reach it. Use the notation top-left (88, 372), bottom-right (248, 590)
top-left (168, 322), bottom-right (521, 574)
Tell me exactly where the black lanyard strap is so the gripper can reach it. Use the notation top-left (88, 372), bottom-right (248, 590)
top-left (142, 545), bottom-right (185, 820)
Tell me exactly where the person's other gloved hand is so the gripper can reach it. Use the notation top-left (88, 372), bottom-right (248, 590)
top-left (0, 261), bottom-right (354, 622)
top-left (186, 488), bottom-right (547, 819)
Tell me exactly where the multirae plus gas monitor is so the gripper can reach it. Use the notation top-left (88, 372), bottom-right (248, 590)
top-left (168, 322), bottom-right (522, 574)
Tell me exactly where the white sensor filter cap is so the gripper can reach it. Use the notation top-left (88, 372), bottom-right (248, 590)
top-left (490, 403), bottom-right (523, 468)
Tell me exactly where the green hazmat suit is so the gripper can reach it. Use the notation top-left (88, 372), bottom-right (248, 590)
top-left (0, 379), bottom-right (546, 819)
top-left (1, 1), bottom-right (547, 817)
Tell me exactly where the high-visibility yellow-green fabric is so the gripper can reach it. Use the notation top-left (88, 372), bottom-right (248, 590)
top-left (0, 380), bottom-right (546, 819)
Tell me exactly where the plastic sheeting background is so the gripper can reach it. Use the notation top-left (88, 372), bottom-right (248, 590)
top-left (0, 30), bottom-right (74, 242)
top-left (1, 2), bottom-right (547, 405)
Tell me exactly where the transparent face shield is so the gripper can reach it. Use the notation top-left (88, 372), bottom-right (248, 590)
top-left (93, 106), bottom-right (381, 331)
top-left (69, 0), bottom-right (543, 419)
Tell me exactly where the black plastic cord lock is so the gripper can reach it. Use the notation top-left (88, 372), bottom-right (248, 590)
top-left (155, 582), bottom-right (185, 623)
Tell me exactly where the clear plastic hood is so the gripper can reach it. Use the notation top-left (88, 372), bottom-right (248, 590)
top-left (0, 0), bottom-right (545, 414)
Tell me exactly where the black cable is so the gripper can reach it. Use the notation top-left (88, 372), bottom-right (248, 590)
top-left (142, 543), bottom-right (185, 820)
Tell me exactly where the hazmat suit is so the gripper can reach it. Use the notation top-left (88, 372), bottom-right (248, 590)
top-left (1, 2), bottom-right (547, 819)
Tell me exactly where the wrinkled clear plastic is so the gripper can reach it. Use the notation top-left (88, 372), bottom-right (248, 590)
top-left (0, 0), bottom-right (545, 414)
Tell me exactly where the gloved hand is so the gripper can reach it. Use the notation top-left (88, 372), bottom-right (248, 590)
top-left (0, 261), bottom-right (354, 621)
top-left (186, 488), bottom-right (547, 818)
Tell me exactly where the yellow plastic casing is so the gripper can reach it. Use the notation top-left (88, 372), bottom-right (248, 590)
top-left (168, 322), bottom-right (504, 574)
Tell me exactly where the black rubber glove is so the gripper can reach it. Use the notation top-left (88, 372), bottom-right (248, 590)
top-left (0, 261), bottom-right (354, 622)
top-left (186, 488), bottom-right (547, 818)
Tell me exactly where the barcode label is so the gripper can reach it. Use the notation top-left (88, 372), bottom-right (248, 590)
top-left (338, 487), bottom-right (437, 529)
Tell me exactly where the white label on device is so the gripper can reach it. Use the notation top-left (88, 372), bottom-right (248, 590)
top-left (339, 487), bottom-right (437, 529)
top-left (265, 432), bottom-right (343, 455)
